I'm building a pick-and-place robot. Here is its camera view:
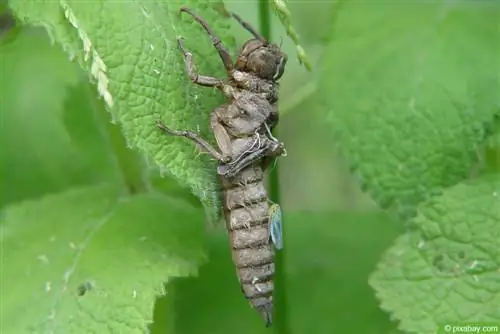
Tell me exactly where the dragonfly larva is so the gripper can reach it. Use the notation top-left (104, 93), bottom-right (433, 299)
top-left (157, 6), bottom-right (287, 326)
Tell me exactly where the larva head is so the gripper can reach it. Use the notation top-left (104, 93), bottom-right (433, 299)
top-left (235, 39), bottom-right (287, 81)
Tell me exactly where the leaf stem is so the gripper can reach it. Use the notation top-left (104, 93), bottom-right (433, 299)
top-left (259, 1), bottom-right (290, 333)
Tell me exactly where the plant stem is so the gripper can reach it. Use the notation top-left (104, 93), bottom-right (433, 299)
top-left (258, 0), bottom-right (271, 40)
top-left (258, 1), bottom-right (290, 333)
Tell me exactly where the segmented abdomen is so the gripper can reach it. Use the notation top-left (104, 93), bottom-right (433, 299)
top-left (219, 165), bottom-right (274, 326)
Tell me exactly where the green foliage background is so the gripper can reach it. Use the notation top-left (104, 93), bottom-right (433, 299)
top-left (1, 0), bottom-right (499, 334)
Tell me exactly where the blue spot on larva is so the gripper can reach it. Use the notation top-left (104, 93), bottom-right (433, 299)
top-left (268, 204), bottom-right (283, 250)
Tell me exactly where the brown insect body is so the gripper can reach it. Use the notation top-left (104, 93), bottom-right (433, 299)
top-left (157, 7), bottom-right (287, 326)
top-left (213, 85), bottom-right (284, 177)
top-left (220, 162), bottom-right (276, 325)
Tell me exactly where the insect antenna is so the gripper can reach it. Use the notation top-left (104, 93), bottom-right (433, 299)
top-left (230, 12), bottom-right (267, 43)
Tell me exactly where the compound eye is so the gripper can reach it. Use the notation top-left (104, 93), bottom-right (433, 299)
top-left (272, 55), bottom-right (287, 80)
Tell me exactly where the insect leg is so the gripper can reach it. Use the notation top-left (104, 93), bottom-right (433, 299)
top-left (177, 38), bottom-right (224, 87)
top-left (230, 12), bottom-right (266, 42)
top-left (211, 109), bottom-right (233, 159)
top-left (157, 121), bottom-right (230, 163)
top-left (179, 7), bottom-right (233, 71)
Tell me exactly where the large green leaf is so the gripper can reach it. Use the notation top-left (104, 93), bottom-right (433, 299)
top-left (0, 184), bottom-right (205, 333)
top-left (370, 174), bottom-right (500, 333)
top-left (0, 28), bottom-right (118, 206)
top-left (8, 0), bottom-right (238, 220)
top-left (319, 0), bottom-right (499, 217)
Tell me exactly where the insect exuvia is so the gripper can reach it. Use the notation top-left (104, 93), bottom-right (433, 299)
top-left (157, 6), bottom-right (287, 326)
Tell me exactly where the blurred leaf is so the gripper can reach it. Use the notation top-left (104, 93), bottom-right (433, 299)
top-left (1, 184), bottom-right (206, 333)
top-left (0, 28), bottom-right (118, 206)
top-left (63, 82), bottom-right (150, 195)
top-left (370, 174), bottom-right (500, 334)
top-left (484, 116), bottom-right (500, 150)
top-left (278, 92), bottom-right (377, 211)
top-left (169, 211), bottom-right (403, 334)
top-left (486, 133), bottom-right (500, 151)
top-left (319, 0), bottom-right (500, 217)
top-left (286, 0), bottom-right (337, 45)
top-left (8, 0), bottom-right (239, 221)
top-left (482, 119), bottom-right (500, 174)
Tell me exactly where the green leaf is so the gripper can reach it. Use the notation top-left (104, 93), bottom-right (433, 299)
top-left (285, 1), bottom-right (337, 45)
top-left (63, 82), bottom-right (151, 195)
top-left (370, 174), bottom-right (500, 333)
top-left (1, 184), bottom-right (206, 333)
top-left (0, 28), bottom-right (119, 206)
top-left (486, 133), bottom-right (500, 151)
top-left (319, 1), bottom-right (500, 216)
top-left (485, 116), bottom-right (500, 151)
top-left (8, 0), bottom-right (238, 221)
top-left (482, 125), bottom-right (500, 174)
